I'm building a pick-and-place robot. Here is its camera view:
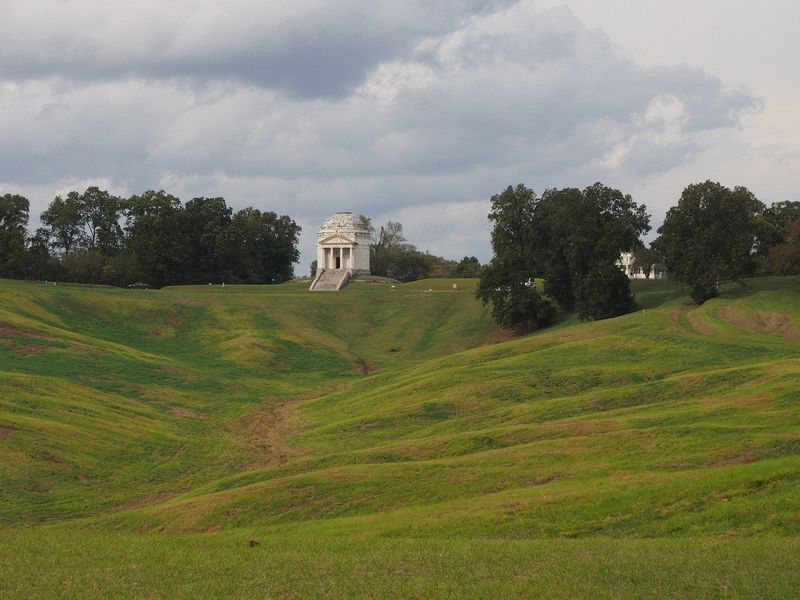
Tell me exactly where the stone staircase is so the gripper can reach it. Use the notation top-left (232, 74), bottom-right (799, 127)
top-left (309, 269), bottom-right (349, 291)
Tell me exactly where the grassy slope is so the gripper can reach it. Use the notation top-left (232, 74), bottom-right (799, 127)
top-left (1, 276), bottom-right (799, 598)
top-left (0, 278), bottom-right (506, 523)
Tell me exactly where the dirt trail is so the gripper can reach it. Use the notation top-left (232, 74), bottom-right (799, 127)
top-left (240, 397), bottom-right (307, 466)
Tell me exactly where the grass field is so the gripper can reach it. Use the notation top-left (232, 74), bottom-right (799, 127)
top-left (1, 276), bottom-right (798, 598)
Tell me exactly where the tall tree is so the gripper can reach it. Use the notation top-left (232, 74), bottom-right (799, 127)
top-left (476, 184), bottom-right (555, 332)
top-left (478, 183), bottom-right (649, 329)
top-left (654, 181), bottom-right (761, 303)
top-left (125, 190), bottom-right (185, 287)
top-left (79, 186), bottom-right (124, 254)
top-left (632, 246), bottom-right (665, 279)
top-left (180, 197), bottom-right (233, 283)
top-left (378, 221), bottom-right (407, 249)
top-left (229, 208), bottom-right (301, 283)
top-left (0, 193), bottom-right (30, 278)
top-left (533, 183), bottom-right (650, 319)
top-left (41, 192), bottom-right (84, 254)
top-left (23, 228), bottom-right (60, 281)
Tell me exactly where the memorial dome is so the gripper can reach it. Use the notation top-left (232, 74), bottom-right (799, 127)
top-left (317, 212), bottom-right (368, 238)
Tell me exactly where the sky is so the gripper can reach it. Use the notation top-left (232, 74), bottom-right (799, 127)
top-left (1, 0), bottom-right (798, 272)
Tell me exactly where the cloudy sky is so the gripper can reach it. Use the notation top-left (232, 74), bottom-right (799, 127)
top-left (1, 0), bottom-right (798, 270)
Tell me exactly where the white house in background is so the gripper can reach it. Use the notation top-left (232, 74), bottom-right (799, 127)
top-left (618, 252), bottom-right (667, 280)
top-left (310, 212), bottom-right (371, 291)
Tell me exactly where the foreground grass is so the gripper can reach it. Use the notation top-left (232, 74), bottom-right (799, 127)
top-left (2, 529), bottom-right (798, 599)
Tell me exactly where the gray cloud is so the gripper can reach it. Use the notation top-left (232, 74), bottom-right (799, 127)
top-left (0, 1), bottom-right (515, 98)
top-left (0, 0), bottom-right (768, 268)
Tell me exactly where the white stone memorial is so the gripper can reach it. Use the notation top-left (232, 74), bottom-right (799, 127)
top-left (310, 212), bottom-right (371, 291)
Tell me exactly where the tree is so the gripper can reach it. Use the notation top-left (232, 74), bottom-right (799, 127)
top-left (0, 193), bottom-right (29, 278)
top-left (369, 219), bottom-right (432, 281)
top-left (23, 228), bottom-right (60, 281)
top-left (532, 183), bottom-right (650, 319)
top-left (761, 201), bottom-right (800, 275)
top-left (763, 201), bottom-right (800, 231)
top-left (766, 218), bottom-right (800, 275)
top-left (654, 181), bottom-right (760, 303)
top-left (478, 182), bottom-right (649, 330)
top-left (125, 190), bottom-right (185, 287)
top-left (476, 184), bottom-right (555, 332)
top-left (229, 208), bottom-right (301, 283)
top-left (378, 221), bottom-right (407, 249)
top-left (632, 246), bottom-right (664, 279)
top-left (358, 215), bottom-right (378, 246)
top-left (453, 256), bottom-right (482, 277)
top-left (180, 197), bottom-right (233, 283)
top-left (79, 186), bottom-right (124, 254)
top-left (41, 192), bottom-right (85, 254)
top-left (574, 262), bottom-right (636, 320)
top-left (62, 249), bottom-right (106, 283)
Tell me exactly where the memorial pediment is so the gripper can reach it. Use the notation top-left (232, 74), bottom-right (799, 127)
top-left (318, 233), bottom-right (356, 246)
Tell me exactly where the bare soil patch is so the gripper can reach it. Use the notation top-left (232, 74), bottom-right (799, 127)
top-left (717, 306), bottom-right (799, 338)
top-left (755, 311), bottom-right (799, 338)
top-left (0, 321), bottom-right (47, 339)
top-left (0, 321), bottom-right (51, 355)
top-left (240, 397), bottom-right (306, 466)
top-left (170, 407), bottom-right (207, 420)
top-left (0, 424), bottom-right (17, 438)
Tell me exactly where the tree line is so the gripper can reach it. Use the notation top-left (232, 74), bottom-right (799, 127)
top-left (478, 180), bottom-right (800, 332)
top-left (0, 188), bottom-right (300, 287)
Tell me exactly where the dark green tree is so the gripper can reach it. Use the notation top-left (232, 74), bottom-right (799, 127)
top-left (654, 181), bottom-right (761, 303)
top-left (632, 245), bottom-right (664, 279)
top-left (574, 262), bottom-right (637, 320)
top-left (79, 187), bottom-right (124, 254)
top-left (0, 193), bottom-right (30, 278)
top-left (453, 256), bottom-right (481, 277)
top-left (229, 208), bottom-right (301, 283)
top-left (125, 190), bottom-right (185, 287)
top-left (41, 192), bottom-right (85, 254)
top-left (476, 184), bottom-right (555, 332)
top-left (533, 183), bottom-right (650, 319)
top-left (23, 228), bottom-right (61, 281)
top-left (180, 197), bottom-right (233, 283)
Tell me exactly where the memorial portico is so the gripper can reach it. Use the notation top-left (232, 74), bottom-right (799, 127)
top-left (315, 212), bottom-right (371, 276)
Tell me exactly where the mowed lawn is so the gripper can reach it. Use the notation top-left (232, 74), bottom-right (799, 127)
top-left (1, 276), bottom-right (799, 598)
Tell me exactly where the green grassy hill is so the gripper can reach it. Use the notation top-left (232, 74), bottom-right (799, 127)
top-left (1, 276), bottom-right (799, 598)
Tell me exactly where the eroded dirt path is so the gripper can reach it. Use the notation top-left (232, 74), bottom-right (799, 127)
top-left (239, 397), bottom-right (309, 467)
